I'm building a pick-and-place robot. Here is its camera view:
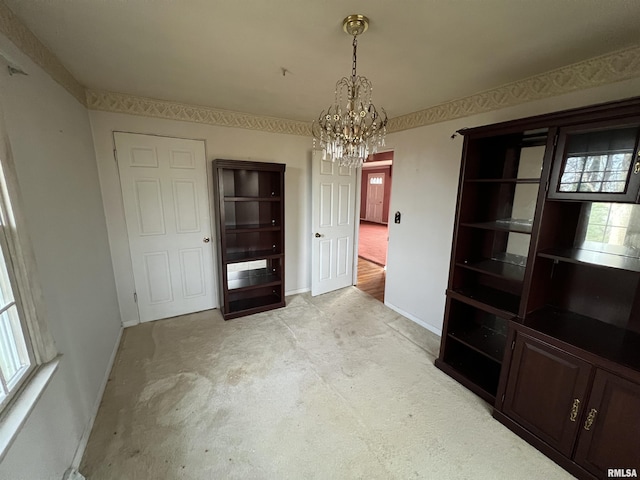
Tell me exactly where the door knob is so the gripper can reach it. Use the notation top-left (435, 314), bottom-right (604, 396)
top-left (315, 233), bottom-right (322, 238)
top-left (203, 237), bottom-right (210, 243)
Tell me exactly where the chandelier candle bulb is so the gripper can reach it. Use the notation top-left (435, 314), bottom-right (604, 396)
top-left (312, 15), bottom-right (387, 168)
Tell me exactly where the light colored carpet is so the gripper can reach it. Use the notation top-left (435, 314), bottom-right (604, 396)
top-left (80, 288), bottom-right (573, 479)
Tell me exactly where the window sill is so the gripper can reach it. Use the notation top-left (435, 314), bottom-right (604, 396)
top-left (0, 356), bottom-right (61, 461)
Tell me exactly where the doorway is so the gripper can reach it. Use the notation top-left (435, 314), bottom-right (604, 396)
top-left (356, 151), bottom-right (393, 302)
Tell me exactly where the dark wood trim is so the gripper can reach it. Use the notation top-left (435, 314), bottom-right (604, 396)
top-left (459, 96), bottom-right (640, 138)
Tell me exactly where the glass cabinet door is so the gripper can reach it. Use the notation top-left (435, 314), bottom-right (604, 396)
top-left (548, 119), bottom-right (640, 202)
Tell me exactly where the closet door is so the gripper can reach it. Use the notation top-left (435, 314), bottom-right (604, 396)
top-left (115, 133), bottom-right (216, 322)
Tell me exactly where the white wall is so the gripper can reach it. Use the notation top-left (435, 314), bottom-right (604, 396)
top-left (0, 34), bottom-right (121, 480)
top-left (89, 111), bottom-right (312, 325)
top-left (384, 77), bottom-right (640, 335)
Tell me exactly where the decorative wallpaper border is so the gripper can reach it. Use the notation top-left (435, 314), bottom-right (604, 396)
top-left (1, 0), bottom-right (639, 135)
top-left (85, 90), bottom-right (312, 137)
top-left (387, 45), bottom-right (640, 133)
top-left (0, 1), bottom-right (86, 105)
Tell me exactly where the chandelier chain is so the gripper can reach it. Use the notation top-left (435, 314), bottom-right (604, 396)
top-left (352, 36), bottom-right (358, 84)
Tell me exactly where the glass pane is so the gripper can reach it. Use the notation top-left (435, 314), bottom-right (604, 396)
top-left (510, 183), bottom-right (538, 221)
top-left (563, 156), bottom-right (585, 173)
top-left (0, 305), bottom-right (30, 387)
top-left (559, 126), bottom-right (638, 194)
top-left (506, 232), bottom-right (531, 258)
top-left (0, 234), bottom-right (14, 308)
top-left (609, 153), bottom-right (632, 171)
top-left (517, 145), bottom-right (545, 178)
top-left (559, 182), bottom-right (578, 192)
top-left (561, 171), bottom-right (580, 184)
top-left (577, 181), bottom-right (602, 193)
top-left (603, 171), bottom-right (628, 182)
top-left (601, 182), bottom-right (626, 193)
top-left (566, 127), bottom-right (638, 156)
top-left (578, 203), bottom-right (640, 255)
top-left (227, 259), bottom-right (267, 275)
top-left (584, 155), bottom-right (607, 173)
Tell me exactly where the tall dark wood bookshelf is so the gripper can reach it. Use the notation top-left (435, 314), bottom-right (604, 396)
top-left (436, 97), bottom-right (640, 479)
top-left (212, 160), bottom-right (286, 320)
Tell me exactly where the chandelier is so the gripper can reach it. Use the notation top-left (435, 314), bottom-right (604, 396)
top-left (312, 15), bottom-right (387, 168)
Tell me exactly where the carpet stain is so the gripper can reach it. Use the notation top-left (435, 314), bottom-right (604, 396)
top-left (226, 366), bottom-right (248, 386)
top-left (138, 373), bottom-right (213, 426)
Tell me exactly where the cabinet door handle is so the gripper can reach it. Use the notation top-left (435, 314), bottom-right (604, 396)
top-left (584, 408), bottom-right (598, 430)
top-left (569, 398), bottom-right (580, 422)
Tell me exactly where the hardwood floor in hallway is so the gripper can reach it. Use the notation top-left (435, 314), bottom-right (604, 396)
top-left (356, 257), bottom-right (385, 302)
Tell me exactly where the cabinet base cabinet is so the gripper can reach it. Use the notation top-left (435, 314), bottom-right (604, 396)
top-left (574, 370), bottom-right (640, 479)
top-left (493, 410), bottom-right (596, 480)
top-left (502, 333), bottom-right (593, 457)
top-left (496, 329), bottom-right (640, 480)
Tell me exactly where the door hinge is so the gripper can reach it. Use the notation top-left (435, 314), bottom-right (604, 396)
top-left (545, 180), bottom-right (549, 192)
top-left (511, 340), bottom-right (515, 350)
top-left (501, 394), bottom-right (505, 405)
top-left (133, 292), bottom-right (137, 303)
top-left (113, 149), bottom-right (118, 164)
top-left (553, 133), bottom-right (559, 146)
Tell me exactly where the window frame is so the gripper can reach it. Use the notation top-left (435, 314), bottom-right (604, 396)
top-left (548, 118), bottom-right (640, 202)
top-left (0, 193), bottom-right (36, 411)
top-left (0, 105), bottom-right (58, 445)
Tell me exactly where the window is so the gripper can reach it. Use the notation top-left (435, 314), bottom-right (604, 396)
top-left (578, 202), bottom-right (640, 256)
top-left (0, 112), bottom-right (57, 432)
top-left (0, 222), bottom-right (34, 409)
top-left (558, 126), bottom-right (638, 194)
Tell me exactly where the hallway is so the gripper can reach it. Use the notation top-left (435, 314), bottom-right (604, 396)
top-left (356, 257), bottom-right (385, 302)
top-left (358, 221), bottom-right (388, 266)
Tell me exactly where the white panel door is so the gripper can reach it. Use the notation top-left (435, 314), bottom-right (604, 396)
top-left (311, 151), bottom-right (357, 296)
top-left (365, 172), bottom-right (385, 223)
top-left (114, 133), bottom-right (216, 322)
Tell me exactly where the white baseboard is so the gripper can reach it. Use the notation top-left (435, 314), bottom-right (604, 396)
top-left (384, 301), bottom-right (442, 337)
top-left (121, 319), bottom-right (138, 328)
top-left (285, 287), bottom-right (310, 296)
top-left (70, 325), bottom-right (123, 470)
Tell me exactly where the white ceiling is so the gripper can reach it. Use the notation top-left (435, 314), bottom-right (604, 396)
top-left (5, 0), bottom-right (640, 122)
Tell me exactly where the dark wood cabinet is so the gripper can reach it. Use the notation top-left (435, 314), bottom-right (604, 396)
top-left (548, 118), bottom-right (640, 202)
top-left (503, 333), bottom-right (592, 457)
top-left (498, 329), bottom-right (640, 478)
top-left (436, 97), bottom-right (640, 480)
top-left (435, 128), bottom-right (547, 402)
top-left (574, 370), bottom-right (640, 478)
top-left (212, 160), bottom-right (286, 320)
